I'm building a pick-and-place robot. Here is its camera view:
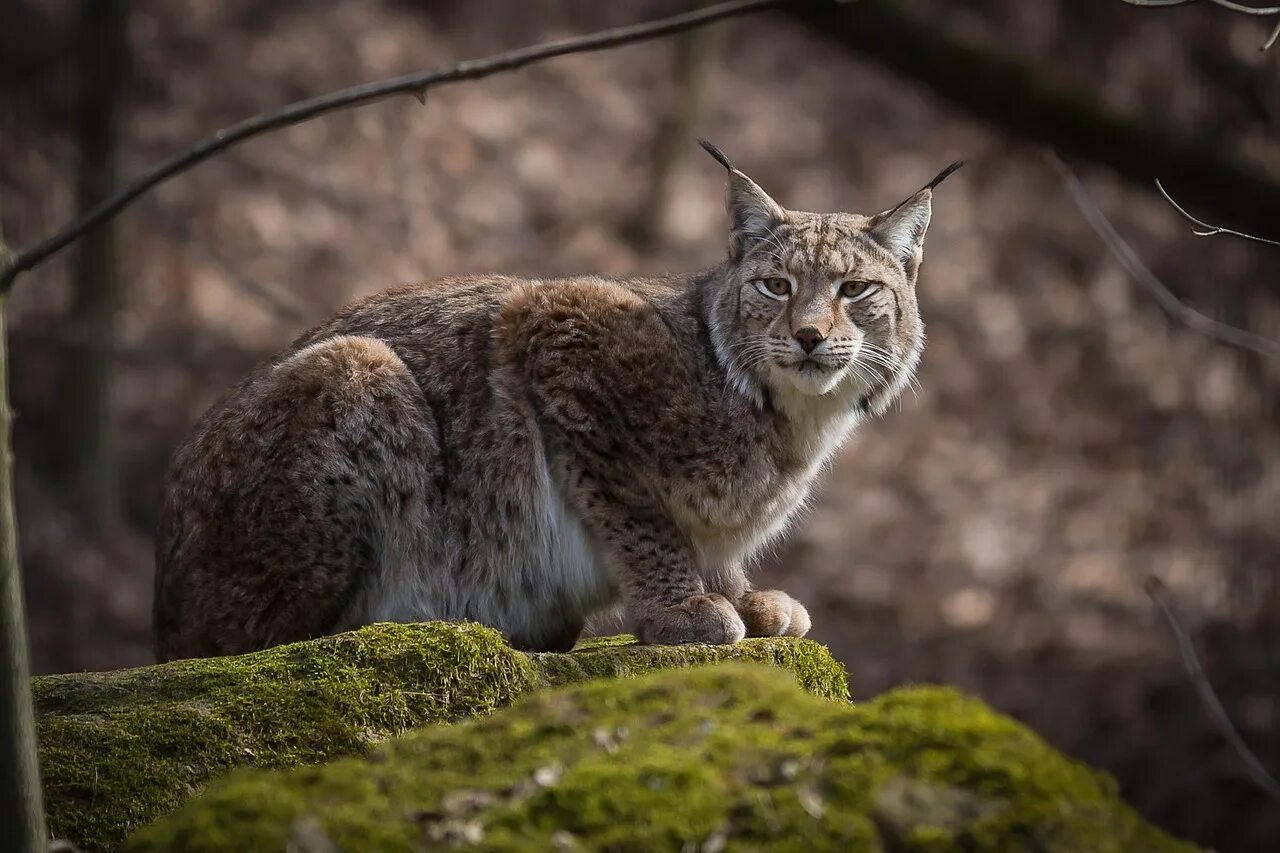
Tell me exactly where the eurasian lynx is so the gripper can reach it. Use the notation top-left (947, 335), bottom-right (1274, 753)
top-left (153, 141), bottom-right (958, 661)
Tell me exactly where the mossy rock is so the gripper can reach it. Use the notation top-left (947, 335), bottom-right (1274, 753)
top-left (533, 633), bottom-right (847, 699)
top-left (35, 621), bottom-right (845, 850)
top-left (125, 663), bottom-right (1195, 852)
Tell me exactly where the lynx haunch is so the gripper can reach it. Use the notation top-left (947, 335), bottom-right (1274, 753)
top-left (153, 141), bottom-right (959, 661)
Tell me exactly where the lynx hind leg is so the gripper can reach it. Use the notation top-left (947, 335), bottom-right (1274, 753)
top-left (154, 335), bottom-right (439, 660)
top-left (737, 590), bottom-right (811, 638)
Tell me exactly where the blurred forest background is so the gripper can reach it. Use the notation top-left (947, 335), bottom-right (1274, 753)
top-left (3, 1), bottom-right (1279, 850)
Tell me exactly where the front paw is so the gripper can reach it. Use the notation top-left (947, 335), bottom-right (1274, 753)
top-left (737, 590), bottom-right (811, 638)
top-left (636, 593), bottom-right (747, 645)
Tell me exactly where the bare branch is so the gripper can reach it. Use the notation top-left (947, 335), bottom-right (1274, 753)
top-left (1121, 0), bottom-right (1280, 16)
top-left (1046, 152), bottom-right (1280, 360)
top-left (1119, 0), bottom-right (1280, 50)
top-left (7, 125), bottom-right (313, 323)
top-left (1144, 576), bottom-right (1280, 801)
top-left (1201, 0), bottom-right (1280, 15)
top-left (1156, 180), bottom-right (1280, 246)
top-left (0, 0), bottom-right (783, 294)
top-left (1266, 19), bottom-right (1280, 46)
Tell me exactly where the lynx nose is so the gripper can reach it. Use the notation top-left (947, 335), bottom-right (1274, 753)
top-left (793, 327), bottom-right (825, 354)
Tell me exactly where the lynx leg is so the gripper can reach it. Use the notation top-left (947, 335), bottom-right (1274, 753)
top-left (154, 335), bottom-right (440, 661)
top-left (551, 472), bottom-right (745, 646)
top-left (601, 509), bottom-right (745, 646)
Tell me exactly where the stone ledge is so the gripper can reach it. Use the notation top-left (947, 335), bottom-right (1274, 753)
top-left (124, 663), bottom-right (1197, 852)
top-left (35, 621), bottom-right (846, 850)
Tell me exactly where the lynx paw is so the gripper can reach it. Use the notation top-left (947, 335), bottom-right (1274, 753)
top-left (636, 593), bottom-right (747, 645)
top-left (737, 590), bottom-right (811, 638)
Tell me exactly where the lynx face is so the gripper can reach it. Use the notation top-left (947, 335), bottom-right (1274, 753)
top-left (730, 211), bottom-right (923, 398)
top-left (703, 143), bottom-right (955, 410)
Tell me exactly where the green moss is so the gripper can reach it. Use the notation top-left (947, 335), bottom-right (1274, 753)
top-left (36, 622), bottom-right (842, 850)
top-left (125, 664), bottom-right (1196, 853)
top-left (533, 634), bottom-right (849, 702)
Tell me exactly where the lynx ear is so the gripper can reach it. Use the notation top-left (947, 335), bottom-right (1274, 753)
top-left (699, 138), bottom-right (786, 260)
top-left (868, 160), bottom-right (963, 280)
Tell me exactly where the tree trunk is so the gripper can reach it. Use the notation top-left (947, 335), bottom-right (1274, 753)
top-left (0, 266), bottom-right (47, 850)
top-left (59, 0), bottom-right (128, 529)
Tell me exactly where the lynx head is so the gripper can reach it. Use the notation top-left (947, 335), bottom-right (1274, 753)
top-left (700, 139), bottom-right (959, 413)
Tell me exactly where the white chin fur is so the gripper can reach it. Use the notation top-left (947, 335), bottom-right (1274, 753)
top-left (769, 362), bottom-right (847, 397)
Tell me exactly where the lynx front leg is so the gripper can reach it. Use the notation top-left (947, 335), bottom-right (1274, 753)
top-left (517, 280), bottom-right (745, 645)
top-left (594, 508), bottom-right (745, 646)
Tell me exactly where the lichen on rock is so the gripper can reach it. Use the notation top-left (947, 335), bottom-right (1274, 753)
top-left (124, 663), bottom-right (1196, 853)
top-left (35, 621), bottom-right (845, 850)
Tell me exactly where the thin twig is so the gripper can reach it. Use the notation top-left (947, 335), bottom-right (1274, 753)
top-left (1046, 152), bottom-right (1280, 360)
top-left (1144, 576), bottom-right (1280, 801)
top-left (1157, 180), bottom-right (1280, 246)
top-left (1119, 0), bottom-right (1280, 50)
top-left (0, 0), bottom-right (783, 294)
top-left (1120, 0), bottom-right (1280, 16)
top-left (1266, 18), bottom-right (1280, 46)
top-left (1201, 0), bottom-right (1280, 14)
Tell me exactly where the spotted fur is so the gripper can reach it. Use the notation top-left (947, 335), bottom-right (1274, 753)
top-left (152, 146), bottom-right (955, 660)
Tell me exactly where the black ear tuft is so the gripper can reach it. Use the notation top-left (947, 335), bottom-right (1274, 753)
top-left (882, 160), bottom-right (965, 219)
top-left (697, 138), bottom-right (734, 172)
top-left (924, 160), bottom-right (964, 192)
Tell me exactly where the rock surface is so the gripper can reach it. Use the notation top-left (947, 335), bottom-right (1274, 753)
top-left (35, 622), bottom-right (846, 850)
top-left (125, 663), bottom-right (1196, 852)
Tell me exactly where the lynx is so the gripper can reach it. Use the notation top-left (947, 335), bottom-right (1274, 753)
top-left (153, 140), bottom-right (959, 661)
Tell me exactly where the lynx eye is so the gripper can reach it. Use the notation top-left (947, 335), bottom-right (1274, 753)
top-left (756, 277), bottom-right (792, 299)
top-left (839, 280), bottom-right (878, 301)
